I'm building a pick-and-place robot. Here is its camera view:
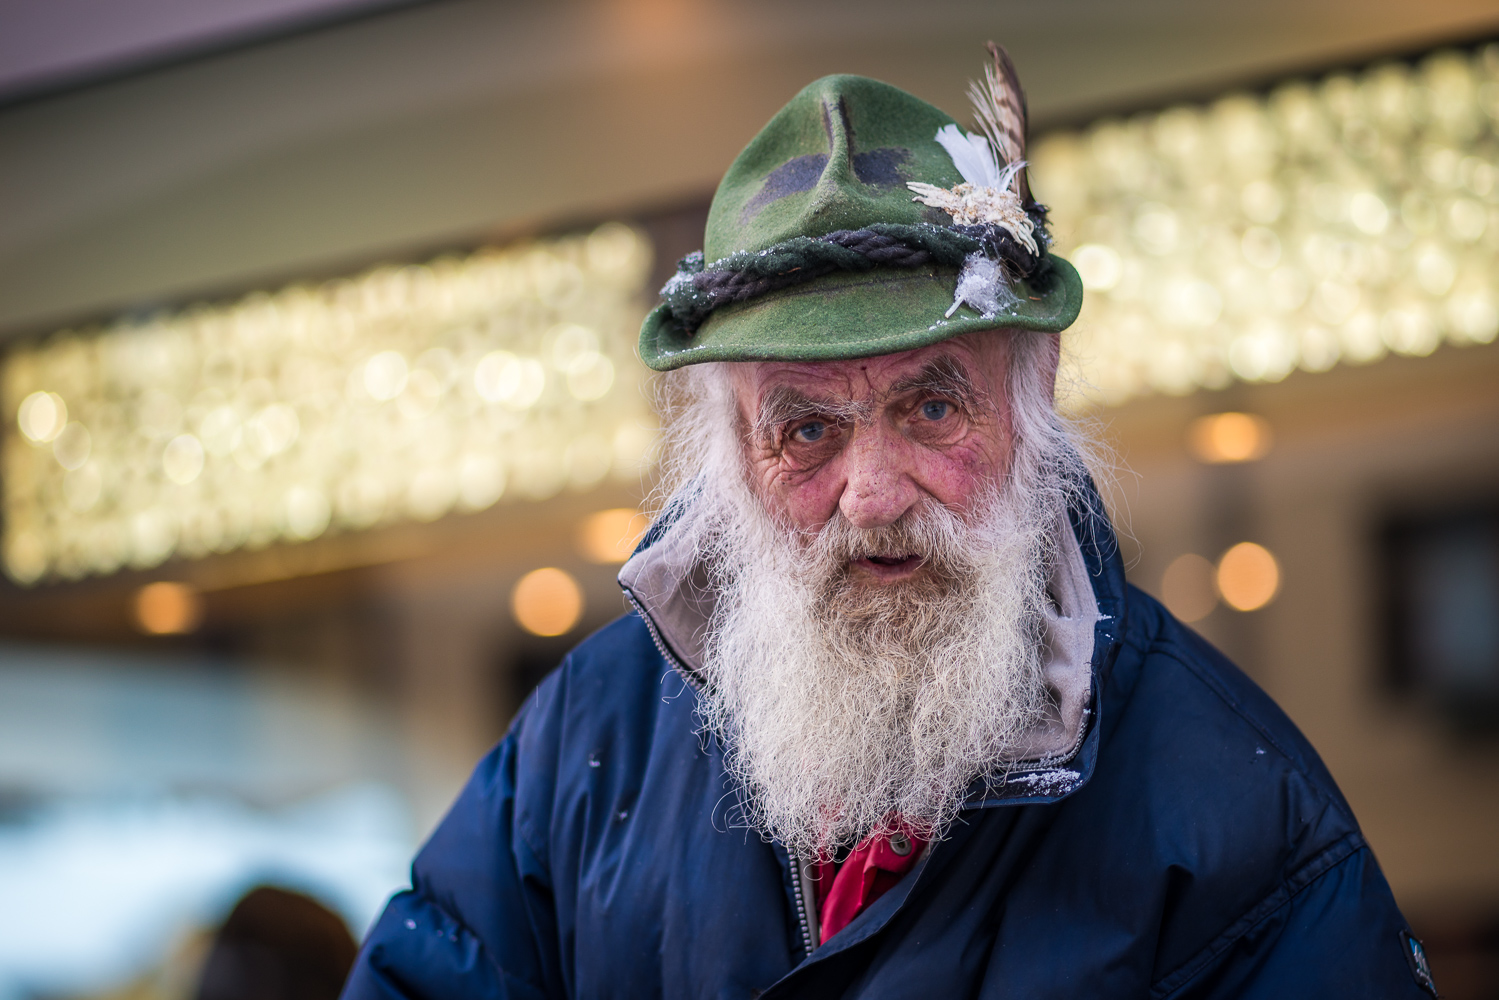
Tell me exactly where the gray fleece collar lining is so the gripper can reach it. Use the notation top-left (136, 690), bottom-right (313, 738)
top-left (618, 508), bottom-right (1101, 763)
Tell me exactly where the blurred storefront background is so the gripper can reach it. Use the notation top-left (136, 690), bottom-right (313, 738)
top-left (3, 1), bottom-right (1499, 997)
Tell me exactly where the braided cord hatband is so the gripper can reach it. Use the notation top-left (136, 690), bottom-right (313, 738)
top-left (660, 221), bottom-right (1051, 333)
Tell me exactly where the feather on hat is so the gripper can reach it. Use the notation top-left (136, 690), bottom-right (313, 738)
top-left (907, 42), bottom-right (1045, 317)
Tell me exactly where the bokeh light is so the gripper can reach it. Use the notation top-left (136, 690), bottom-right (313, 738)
top-left (17, 391), bottom-right (66, 443)
top-left (1160, 553), bottom-right (1218, 622)
top-left (1216, 542), bottom-right (1281, 611)
top-left (511, 567), bottom-right (584, 637)
top-left (0, 223), bottom-right (657, 585)
top-left (133, 581), bottom-right (205, 635)
top-left (1187, 412), bottom-right (1273, 463)
top-left (1033, 46), bottom-right (1499, 406)
top-left (577, 508), bottom-right (650, 564)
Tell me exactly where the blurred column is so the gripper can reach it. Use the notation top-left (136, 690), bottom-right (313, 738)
top-left (386, 584), bottom-right (506, 833)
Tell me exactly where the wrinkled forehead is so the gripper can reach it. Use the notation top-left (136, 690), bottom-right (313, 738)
top-left (728, 331), bottom-right (1010, 415)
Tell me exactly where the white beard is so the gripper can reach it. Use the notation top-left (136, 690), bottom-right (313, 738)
top-left (689, 454), bottom-right (1064, 858)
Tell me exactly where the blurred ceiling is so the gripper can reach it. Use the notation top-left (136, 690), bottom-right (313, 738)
top-left (0, 0), bottom-right (419, 104)
top-left (0, 0), bottom-right (1496, 337)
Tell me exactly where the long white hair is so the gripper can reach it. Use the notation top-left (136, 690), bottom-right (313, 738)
top-left (651, 332), bottom-right (1098, 857)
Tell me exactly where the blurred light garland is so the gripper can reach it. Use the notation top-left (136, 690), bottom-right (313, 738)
top-left (2, 223), bottom-right (657, 584)
top-left (1033, 45), bottom-right (1499, 405)
top-left (9, 46), bottom-right (1499, 583)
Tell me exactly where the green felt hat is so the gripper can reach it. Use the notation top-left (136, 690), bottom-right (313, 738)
top-left (639, 73), bottom-right (1082, 371)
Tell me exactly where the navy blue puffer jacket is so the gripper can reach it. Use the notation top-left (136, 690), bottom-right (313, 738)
top-left (342, 497), bottom-right (1434, 999)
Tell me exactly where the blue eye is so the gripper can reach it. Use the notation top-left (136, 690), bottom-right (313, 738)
top-left (793, 421), bottom-right (826, 443)
top-left (921, 400), bottom-right (952, 421)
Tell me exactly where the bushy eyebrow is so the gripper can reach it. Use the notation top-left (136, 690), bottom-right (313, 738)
top-left (886, 356), bottom-right (986, 410)
top-left (752, 356), bottom-right (985, 441)
top-left (754, 385), bottom-right (869, 440)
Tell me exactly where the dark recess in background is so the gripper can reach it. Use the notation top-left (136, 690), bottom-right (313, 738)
top-left (1380, 501), bottom-right (1499, 735)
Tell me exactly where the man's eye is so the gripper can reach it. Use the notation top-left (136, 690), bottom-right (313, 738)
top-left (791, 421), bottom-right (827, 443)
top-left (920, 400), bottom-right (952, 421)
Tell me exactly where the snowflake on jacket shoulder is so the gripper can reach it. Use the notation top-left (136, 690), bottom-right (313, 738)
top-left (345, 45), bottom-right (1437, 1000)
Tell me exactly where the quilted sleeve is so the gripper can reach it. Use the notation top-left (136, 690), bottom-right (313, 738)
top-left (341, 697), bottom-right (564, 1000)
top-left (1156, 839), bottom-right (1435, 1000)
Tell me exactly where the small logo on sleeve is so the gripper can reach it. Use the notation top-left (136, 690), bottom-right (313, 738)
top-left (1400, 930), bottom-right (1438, 997)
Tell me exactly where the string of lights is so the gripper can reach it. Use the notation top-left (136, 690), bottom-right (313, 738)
top-left (1034, 46), bottom-right (1499, 404)
top-left (6, 47), bottom-right (1498, 584)
top-left (2, 223), bottom-right (657, 584)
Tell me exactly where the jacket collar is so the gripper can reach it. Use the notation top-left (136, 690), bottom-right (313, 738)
top-left (617, 482), bottom-right (1127, 801)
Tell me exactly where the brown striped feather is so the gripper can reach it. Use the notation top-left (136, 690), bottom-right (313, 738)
top-left (968, 41), bottom-right (1031, 202)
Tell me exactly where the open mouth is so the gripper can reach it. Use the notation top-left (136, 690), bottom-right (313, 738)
top-left (852, 554), bottom-right (927, 579)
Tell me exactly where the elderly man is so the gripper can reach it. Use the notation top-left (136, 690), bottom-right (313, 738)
top-left (344, 50), bottom-right (1434, 999)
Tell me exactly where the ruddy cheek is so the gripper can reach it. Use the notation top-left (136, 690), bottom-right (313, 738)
top-left (772, 463), bottom-right (845, 529)
top-left (915, 441), bottom-right (1001, 508)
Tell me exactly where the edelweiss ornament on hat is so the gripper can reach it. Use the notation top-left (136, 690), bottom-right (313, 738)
top-left (639, 43), bottom-right (1082, 371)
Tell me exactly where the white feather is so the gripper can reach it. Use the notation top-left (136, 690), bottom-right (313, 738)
top-left (995, 158), bottom-right (1027, 196)
top-left (933, 123), bottom-right (999, 189)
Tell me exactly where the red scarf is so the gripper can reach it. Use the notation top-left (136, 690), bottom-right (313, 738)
top-left (813, 822), bottom-right (928, 944)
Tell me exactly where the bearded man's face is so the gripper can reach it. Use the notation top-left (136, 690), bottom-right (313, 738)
top-left (730, 333), bottom-right (1018, 565)
top-left (667, 331), bottom-right (1078, 859)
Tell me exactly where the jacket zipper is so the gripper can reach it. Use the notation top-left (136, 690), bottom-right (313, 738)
top-left (626, 580), bottom-right (1100, 960)
top-left (1004, 705), bottom-right (1091, 775)
top-left (789, 852), bottom-right (816, 958)
top-left (1005, 624), bottom-right (1122, 777)
top-left (625, 586), bottom-right (816, 957)
top-left (622, 587), bottom-right (705, 692)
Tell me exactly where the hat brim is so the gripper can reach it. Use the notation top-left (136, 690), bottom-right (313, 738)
top-left (638, 255), bottom-right (1082, 372)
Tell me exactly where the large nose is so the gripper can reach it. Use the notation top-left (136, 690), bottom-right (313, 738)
top-left (837, 423), bottom-right (918, 528)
